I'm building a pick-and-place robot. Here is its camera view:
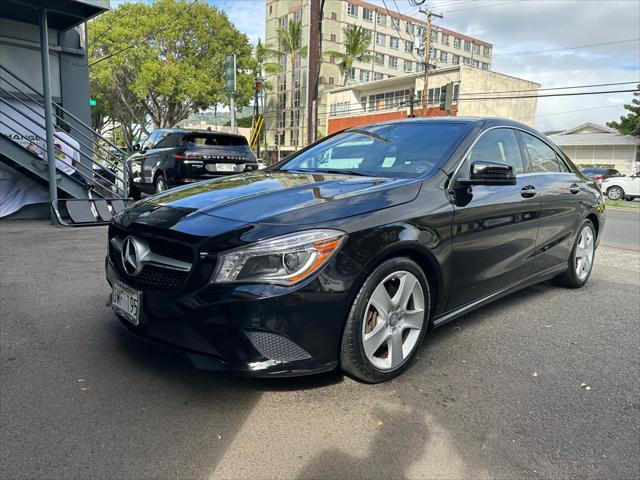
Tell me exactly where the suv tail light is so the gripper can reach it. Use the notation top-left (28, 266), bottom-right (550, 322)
top-left (594, 175), bottom-right (604, 182)
top-left (174, 153), bottom-right (203, 165)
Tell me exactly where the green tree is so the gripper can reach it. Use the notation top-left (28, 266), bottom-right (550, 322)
top-left (325, 25), bottom-right (378, 86)
top-left (89, 0), bottom-right (255, 150)
top-left (607, 85), bottom-right (640, 138)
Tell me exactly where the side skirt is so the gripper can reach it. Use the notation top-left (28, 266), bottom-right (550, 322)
top-left (432, 262), bottom-right (568, 328)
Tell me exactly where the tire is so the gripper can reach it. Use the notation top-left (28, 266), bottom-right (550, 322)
top-left (154, 174), bottom-right (168, 193)
top-left (554, 219), bottom-right (596, 288)
top-left (340, 257), bottom-right (430, 383)
top-left (129, 183), bottom-right (142, 200)
top-left (606, 186), bottom-right (624, 200)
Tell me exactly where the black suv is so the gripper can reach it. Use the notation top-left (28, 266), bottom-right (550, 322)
top-left (127, 128), bottom-right (258, 198)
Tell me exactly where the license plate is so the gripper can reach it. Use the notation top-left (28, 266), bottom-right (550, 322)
top-left (111, 281), bottom-right (141, 326)
top-left (206, 163), bottom-right (235, 172)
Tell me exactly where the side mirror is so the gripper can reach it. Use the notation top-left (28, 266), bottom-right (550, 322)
top-left (459, 161), bottom-right (516, 186)
top-left (132, 143), bottom-right (141, 152)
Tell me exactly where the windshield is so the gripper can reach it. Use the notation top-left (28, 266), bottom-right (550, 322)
top-left (279, 123), bottom-right (467, 178)
top-left (582, 168), bottom-right (606, 174)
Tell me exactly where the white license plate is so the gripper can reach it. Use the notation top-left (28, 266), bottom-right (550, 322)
top-left (111, 281), bottom-right (141, 326)
top-left (209, 163), bottom-right (235, 172)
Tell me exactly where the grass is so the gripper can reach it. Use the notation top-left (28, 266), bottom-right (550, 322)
top-left (605, 198), bottom-right (640, 210)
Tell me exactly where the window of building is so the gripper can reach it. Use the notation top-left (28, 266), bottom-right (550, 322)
top-left (430, 30), bottom-right (437, 43)
top-left (278, 15), bottom-right (288, 28)
top-left (463, 56), bottom-right (471, 65)
top-left (376, 32), bottom-right (386, 46)
top-left (388, 56), bottom-right (398, 69)
top-left (331, 101), bottom-right (351, 116)
top-left (453, 37), bottom-right (461, 48)
top-left (269, 4), bottom-right (272, 15)
top-left (377, 12), bottom-right (386, 26)
top-left (391, 17), bottom-right (400, 30)
top-left (405, 21), bottom-right (414, 34)
top-left (347, 3), bottom-right (357, 17)
top-left (483, 46), bottom-right (491, 57)
top-left (440, 51), bottom-right (448, 62)
top-left (374, 72), bottom-right (384, 81)
top-left (329, 55), bottom-right (335, 63)
top-left (331, 12), bottom-right (337, 20)
top-left (473, 44), bottom-right (480, 54)
top-left (452, 54), bottom-right (460, 65)
top-left (375, 52), bottom-right (385, 64)
top-left (404, 40), bottom-right (414, 53)
top-left (348, 67), bottom-right (356, 80)
top-left (328, 76), bottom-right (335, 84)
top-left (441, 33), bottom-right (449, 45)
top-left (416, 25), bottom-right (425, 40)
top-left (521, 132), bottom-right (569, 172)
top-left (403, 59), bottom-right (412, 72)
top-left (473, 59), bottom-right (479, 67)
top-left (330, 33), bottom-right (336, 42)
top-left (390, 36), bottom-right (399, 49)
top-left (464, 40), bottom-right (471, 51)
top-left (363, 7), bottom-right (373, 21)
top-left (482, 62), bottom-right (489, 70)
top-left (430, 47), bottom-right (436, 60)
top-left (360, 70), bottom-right (370, 82)
top-left (463, 129), bottom-right (525, 175)
top-left (416, 62), bottom-right (424, 72)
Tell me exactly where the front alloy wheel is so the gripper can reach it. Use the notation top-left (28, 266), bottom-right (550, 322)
top-left (341, 257), bottom-right (430, 383)
top-left (607, 186), bottom-right (624, 200)
top-left (155, 175), bottom-right (168, 193)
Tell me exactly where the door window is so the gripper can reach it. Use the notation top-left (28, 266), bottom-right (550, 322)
top-left (461, 128), bottom-right (525, 176)
top-left (521, 132), bottom-right (569, 173)
top-left (141, 131), bottom-right (160, 151)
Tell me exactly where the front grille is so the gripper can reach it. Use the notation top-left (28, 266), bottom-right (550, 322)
top-left (109, 242), bottom-right (190, 290)
top-left (146, 237), bottom-right (193, 263)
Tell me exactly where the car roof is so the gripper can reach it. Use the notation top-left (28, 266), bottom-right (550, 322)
top-left (155, 128), bottom-right (245, 139)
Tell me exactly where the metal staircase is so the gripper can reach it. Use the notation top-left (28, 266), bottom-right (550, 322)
top-left (0, 64), bottom-right (130, 225)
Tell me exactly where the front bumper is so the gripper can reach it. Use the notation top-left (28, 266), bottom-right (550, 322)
top-left (105, 252), bottom-right (362, 377)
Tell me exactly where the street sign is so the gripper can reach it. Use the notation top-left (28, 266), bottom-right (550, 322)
top-left (89, 97), bottom-right (97, 107)
top-left (223, 54), bottom-right (236, 94)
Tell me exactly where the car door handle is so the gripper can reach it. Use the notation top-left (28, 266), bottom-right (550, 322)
top-left (569, 183), bottom-right (580, 194)
top-left (521, 185), bottom-right (536, 198)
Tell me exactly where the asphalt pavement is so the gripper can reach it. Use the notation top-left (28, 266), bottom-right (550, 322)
top-left (1, 220), bottom-right (639, 479)
top-left (600, 207), bottom-right (640, 251)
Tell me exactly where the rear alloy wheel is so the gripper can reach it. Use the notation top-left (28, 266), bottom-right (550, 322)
top-left (607, 186), bottom-right (624, 200)
top-left (554, 219), bottom-right (596, 288)
top-left (340, 257), bottom-right (430, 383)
top-left (155, 175), bottom-right (168, 193)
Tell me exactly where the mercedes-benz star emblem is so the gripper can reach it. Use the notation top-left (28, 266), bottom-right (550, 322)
top-left (122, 236), bottom-right (142, 276)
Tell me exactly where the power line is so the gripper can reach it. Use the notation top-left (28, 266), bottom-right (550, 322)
top-left (493, 38), bottom-right (640, 57)
top-left (88, 0), bottom-right (146, 49)
top-left (459, 81), bottom-right (639, 96)
top-left (445, 0), bottom-right (525, 14)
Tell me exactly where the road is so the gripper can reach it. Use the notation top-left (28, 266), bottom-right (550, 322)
top-left (1, 221), bottom-right (639, 479)
top-left (601, 207), bottom-right (640, 251)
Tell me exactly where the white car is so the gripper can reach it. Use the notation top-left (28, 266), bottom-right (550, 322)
top-left (601, 171), bottom-right (640, 201)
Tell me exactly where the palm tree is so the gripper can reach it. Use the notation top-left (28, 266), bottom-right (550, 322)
top-left (269, 20), bottom-right (307, 148)
top-left (326, 25), bottom-right (379, 86)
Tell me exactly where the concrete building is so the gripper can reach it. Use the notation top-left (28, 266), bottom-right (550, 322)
top-left (264, 0), bottom-right (493, 156)
top-left (548, 123), bottom-right (640, 174)
top-left (325, 65), bottom-right (540, 133)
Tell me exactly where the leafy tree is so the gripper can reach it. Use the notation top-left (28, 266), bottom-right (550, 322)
top-left (89, 0), bottom-right (255, 150)
top-left (224, 116), bottom-right (254, 128)
top-left (607, 85), bottom-right (640, 138)
top-left (325, 25), bottom-right (378, 86)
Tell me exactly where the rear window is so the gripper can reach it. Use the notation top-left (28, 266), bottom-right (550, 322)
top-left (182, 133), bottom-right (248, 146)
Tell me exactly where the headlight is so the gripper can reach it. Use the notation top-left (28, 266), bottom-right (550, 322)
top-left (212, 229), bottom-right (346, 285)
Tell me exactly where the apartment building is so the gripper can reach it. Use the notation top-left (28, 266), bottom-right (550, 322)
top-left (264, 0), bottom-right (493, 156)
top-left (325, 65), bottom-right (540, 133)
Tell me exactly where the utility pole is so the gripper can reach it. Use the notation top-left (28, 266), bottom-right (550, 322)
top-left (223, 53), bottom-right (237, 133)
top-left (306, 0), bottom-right (324, 145)
top-left (420, 9), bottom-right (443, 115)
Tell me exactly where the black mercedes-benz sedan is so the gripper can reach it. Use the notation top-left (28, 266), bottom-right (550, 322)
top-left (106, 118), bottom-right (605, 383)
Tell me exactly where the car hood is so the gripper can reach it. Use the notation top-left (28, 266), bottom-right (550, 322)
top-left (142, 171), bottom-right (421, 226)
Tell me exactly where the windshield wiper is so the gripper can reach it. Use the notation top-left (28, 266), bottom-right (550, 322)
top-left (313, 168), bottom-right (375, 177)
top-left (349, 128), bottom-right (389, 143)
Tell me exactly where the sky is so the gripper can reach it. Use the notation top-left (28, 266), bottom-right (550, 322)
top-left (111, 0), bottom-right (640, 132)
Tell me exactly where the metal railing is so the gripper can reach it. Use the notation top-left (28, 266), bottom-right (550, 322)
top-left (0, 64), bottom-right (128, 199)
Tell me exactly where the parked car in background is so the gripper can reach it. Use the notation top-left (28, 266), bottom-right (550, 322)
top-left (601, 171), bottom-right (640, 201)
top-left (581, 167), bottom-right (623, 184)
top-left (107, 118), bottom-right (605, 383)
top-left (126, 128), bottom-right (258, 199)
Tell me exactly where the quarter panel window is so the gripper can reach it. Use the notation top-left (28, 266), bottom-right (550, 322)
top-left (462, 128), bottom-right (525, 175)
top-left (521, 132), bottom-right (568, 173)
